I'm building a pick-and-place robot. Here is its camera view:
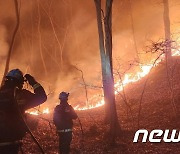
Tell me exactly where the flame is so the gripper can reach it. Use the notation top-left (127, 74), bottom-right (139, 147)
top-left (26, 49), bottom-right (180, 113)
top-left (26, 110), bottom-right (39, 115)
top-left (74, 100), bottom-right (105, 111)
top-left (42, 108), bottom-right (50, 114)
top-left (74, 49), bottom-right (180, 110)
top-left (172, 49), bottom-right (180, 56)
top-left (74, 65), bottom-right (153, 111)
top-left (26, 108), bottom-right (49, 116)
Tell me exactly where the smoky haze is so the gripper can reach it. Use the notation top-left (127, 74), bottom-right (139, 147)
top-left (0, 0), bottom-right (180, 109)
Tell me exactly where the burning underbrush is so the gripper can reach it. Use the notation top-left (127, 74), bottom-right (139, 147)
top-left (22, 56), bottom-right (180, 153)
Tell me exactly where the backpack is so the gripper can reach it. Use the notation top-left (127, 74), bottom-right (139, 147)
top-left (0, 88), bottom-right (27, 142)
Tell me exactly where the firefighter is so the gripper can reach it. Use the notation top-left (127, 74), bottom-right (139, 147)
top-left (0, 69), bottom-right (47, 154)
top-left (53, 92), bottom-right (77, 154)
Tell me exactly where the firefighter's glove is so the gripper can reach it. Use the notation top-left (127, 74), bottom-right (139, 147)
top-left (24, 74), bottom-right (37, 86)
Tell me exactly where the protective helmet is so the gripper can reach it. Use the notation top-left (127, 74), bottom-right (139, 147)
top-left (59, 92), bottom-right (69, 100)
top-left (6, 69), bottom-right (24, 84)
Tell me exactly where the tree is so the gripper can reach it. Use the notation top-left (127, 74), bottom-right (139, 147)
top-left (163, 0), bottom-right (172, 64)
top-left (94, 0), bottom-right (120, 144)
top-left (163, 0), bottom-right (177, 116)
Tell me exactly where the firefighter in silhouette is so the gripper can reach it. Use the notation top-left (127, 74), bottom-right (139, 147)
top-left (0, 69), bottom-right (47, 154)
top-left (53, 92), bottom-right (77, 154)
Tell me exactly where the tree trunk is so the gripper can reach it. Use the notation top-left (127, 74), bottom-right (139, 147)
top-left (163, 0), bottom-right (177, 116)
top-left (163, 0), bottom-right (172, 63)
top-left (94, 0), bottom-right (121, 144)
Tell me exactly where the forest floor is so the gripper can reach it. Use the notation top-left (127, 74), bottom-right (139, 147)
top-left (23, 57), bottom-right (180, 154)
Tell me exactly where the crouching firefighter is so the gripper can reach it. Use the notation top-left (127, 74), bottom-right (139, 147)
top-left (53, 92), bottom-right (77, 154)
top-left (0, 69), bottom-right (47, 154)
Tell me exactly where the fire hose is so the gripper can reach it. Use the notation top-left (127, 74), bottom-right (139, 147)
top-left (13, 87), bottom-right (45, 154)
top-left (77, 116), bottom-right (84, 136)
top-left (77, 116), bottom-right (85, 152)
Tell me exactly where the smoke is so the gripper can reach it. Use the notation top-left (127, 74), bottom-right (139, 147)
top-left (0, 25), bottom-right (8, 58)
top-left (0, 0), bottom-right (180, 109)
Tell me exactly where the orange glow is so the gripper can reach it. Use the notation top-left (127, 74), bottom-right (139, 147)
top-left (26, 108), bottom-right (49, 116)
top-left (74, 49), bottom-right (180, 110)
top-left (42, 108), bottom-right (50, 114)
top-left (26, 49), bottom-right (180, 113)
top-left (74, 100), bottom-right (105, 111)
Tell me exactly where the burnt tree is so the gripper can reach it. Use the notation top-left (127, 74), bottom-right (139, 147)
top-left (94, 0), bottom-right (121, 144)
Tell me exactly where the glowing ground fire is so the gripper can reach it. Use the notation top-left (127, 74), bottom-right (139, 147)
top-left (26, 108), bottom-right (49, 115)
top-left (27, 49), bottom-right (180, 115)
top-left (74, 49), bottom-right (180, 111)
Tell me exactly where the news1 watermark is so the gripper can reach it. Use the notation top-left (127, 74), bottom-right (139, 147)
top-left (133, 129), bottom-right (180, 143)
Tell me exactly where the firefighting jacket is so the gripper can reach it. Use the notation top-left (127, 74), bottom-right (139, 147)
top-left (0, 83), bottom-right (47, 142)
top-left (16, 83), bottom-right (47, 111)
top-left (53, 103), bottom-right (77, 130)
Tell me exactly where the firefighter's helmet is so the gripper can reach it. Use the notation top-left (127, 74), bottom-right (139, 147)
top-left (6, 69), bottom-right (24, 84)
top-left (59, 92), bottom-right (69, 100)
